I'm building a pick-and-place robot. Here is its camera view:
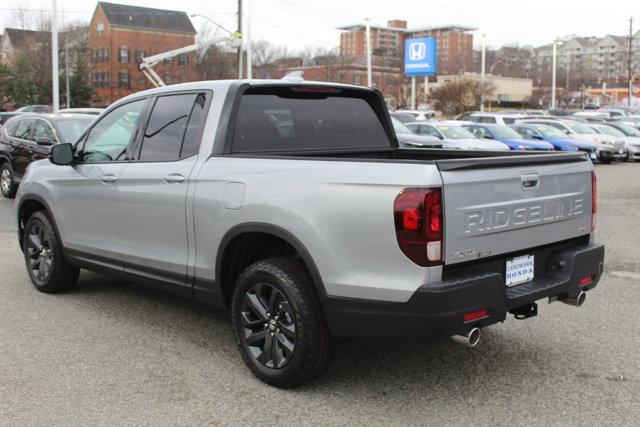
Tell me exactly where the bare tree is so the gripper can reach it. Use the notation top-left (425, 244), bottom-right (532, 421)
top-left (428, 78), bottom-right (495, 117)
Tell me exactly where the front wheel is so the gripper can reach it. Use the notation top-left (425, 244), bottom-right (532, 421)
top-left (231, 258), bottom-right (333, 388)
top-left (23, 211), bottom-right (80, 293)
top-left (0, 164), bottom-right (17, 198)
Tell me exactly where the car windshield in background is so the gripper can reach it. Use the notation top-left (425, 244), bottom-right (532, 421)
top-left (56, 118), bottom-right (95, 143)
top-left (596, 126), bottom-right (624, 137)
top-left (233, 90), bottom-right (390, 152)
top-left (436, 125), bottom-right (475, 139)
top-left (502, 117), bottom-right (517, 124)
top-left (536, 126), bottom-right (566, 138)
top-left (614, 123), bottom-right (640, 136)
top-left (492, 126), bottom-right (523, 139)
top-left (392, 118), bottom-right (413, 134)
top-left (565, 121), bottom-right (595, 134)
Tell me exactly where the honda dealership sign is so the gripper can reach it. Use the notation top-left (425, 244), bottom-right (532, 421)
top-left (404, 37), bottom-right (437, 77)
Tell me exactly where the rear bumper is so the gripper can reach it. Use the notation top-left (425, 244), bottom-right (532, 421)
top-left (324, 242), bottom-right (604, 339)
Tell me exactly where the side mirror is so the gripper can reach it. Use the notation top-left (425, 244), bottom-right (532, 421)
top-left (484, 134), bottom-right (494, 139)
top-left (563, 129), bottom-right (570, 135)
top-left (35, 136), bottom-right (54, 146)
top-left (532, 134), bottom-right (544, 140)
top-left (50, 143), bottom-right (74, 166)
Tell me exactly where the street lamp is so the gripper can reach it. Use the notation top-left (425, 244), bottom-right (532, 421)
top-left (550, 40), bottom-right (563, 110)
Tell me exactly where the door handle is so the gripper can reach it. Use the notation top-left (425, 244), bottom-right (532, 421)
top-left (163, 173), bottom-right (185, 184)
top-left (101, 174), bottom-right (117, 184)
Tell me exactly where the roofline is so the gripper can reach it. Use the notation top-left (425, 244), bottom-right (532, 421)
top-left (336, 23), bottom-right (477, 33)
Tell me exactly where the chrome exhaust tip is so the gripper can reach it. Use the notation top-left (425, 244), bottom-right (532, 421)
top-left (561, 291), bottom-right (586, 307)
top-left (452, 327), bottom-right (481, 347)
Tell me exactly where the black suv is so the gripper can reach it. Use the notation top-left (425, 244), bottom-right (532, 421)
top-left (0, 113), bottom-right (95, 198)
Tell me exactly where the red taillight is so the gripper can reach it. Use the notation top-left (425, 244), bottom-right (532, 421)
top-left (579, 275), bottom-right (593, 286)
top-left (394, 188), bottom-right (443, 267)
top-left (591, 171), bottom-right (597, 232)
top-left (464, 309), bottom-right (488, 322)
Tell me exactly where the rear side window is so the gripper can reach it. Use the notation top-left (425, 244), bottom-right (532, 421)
top-left (502, 118), bottom-right (516, 124)
top-left (477, 116), bottom-right (496, 124)
top-left (139, 92), bottom-right (207, 161)
top-left (232, 87), bottom-right (390, 152)
top-left (14, 119), bottom-right (35, 140)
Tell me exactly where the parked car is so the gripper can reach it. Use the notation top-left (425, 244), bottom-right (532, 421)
top-left (0, 112), bottom-right (22, 128)
top-left (58, 108), bottom-right (105, 116)
top-left (605, 122), bottom-right (640, 161)
top-left (462, 123), bottom-right (554, 151)
top-left (15, 105), bottom-right (53, 113)
top-left (620, 116), bottom-right (640, 130)
top-left (521, 119), bottom-right (624, 163)
top-left (510, 123), bottom-right (598, 159)
top-left (453, 111), bottom-right (478, 121)
top-left (598, 108), bottom-right (628, 117)
top-left (14, 80), bottom-right (603, 388)
top-left (0, 113), bottom-right (95, 198)
top-left (389, 112), bottom-right (418, 124)
top-left (467, 112), bottom-right (527, 125)
top-left (392, 118), bottom-right (443, 148)
top-left (394, 109), bottom-right (436, 120)
top-left (587, 123), bottom-right (633, 159)
top-left (405, 121), bottom-right (510, 151)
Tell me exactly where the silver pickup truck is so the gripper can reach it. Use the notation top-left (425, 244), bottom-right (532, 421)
top-left (14, 80), bottom-right (604, 388)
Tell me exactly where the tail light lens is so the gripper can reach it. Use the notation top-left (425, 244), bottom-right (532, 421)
top-left (394, 188), bottom-right (443, 266)
top-left (591, 171), bottom-right (597, 232)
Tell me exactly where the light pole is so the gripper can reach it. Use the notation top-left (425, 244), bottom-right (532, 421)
top-left (365, 17), bottom-right (372, 87)
top-left (245, 0), bottom-right (252, 79)
top-left (551, 40), bottom-right (558, 110)
top-left (51, 0), bottom-right (59, 112)
top-left (480, 33), bottom-right (486, 111)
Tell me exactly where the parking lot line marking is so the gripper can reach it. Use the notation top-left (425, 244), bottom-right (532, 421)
top-left (609, 271), bottom-right (640, 280)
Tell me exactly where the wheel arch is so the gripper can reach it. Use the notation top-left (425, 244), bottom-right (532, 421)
top-left (16, 194), bottom-right (61, 252)
top-left (215, 223), bottom-right (326, 309)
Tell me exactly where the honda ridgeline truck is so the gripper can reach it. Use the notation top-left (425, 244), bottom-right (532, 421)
top-left (14, 80), bottom-right (605, 388)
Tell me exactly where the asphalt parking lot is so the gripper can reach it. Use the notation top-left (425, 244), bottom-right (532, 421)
top-left (0, 163), bottom-right (639, 425)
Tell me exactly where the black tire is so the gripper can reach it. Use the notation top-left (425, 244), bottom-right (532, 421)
top-left (23, 210), bottom-right (80, 293)
top-left (231, 257), bottom-right (333, 388)
top-left (0, 163), bottom-right (17, 198)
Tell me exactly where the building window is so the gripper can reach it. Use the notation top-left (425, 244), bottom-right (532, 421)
top-left (135, 48), bottom-right (145, 64)
top-left (119, 46), bottom-right (129, 63)
top-left (97, 22), bottom-right (104, 37)
top-left (92, 71), bottom-right (109, 88)
top-left (354, 74), bottom-right (362, 85)
top-left (118, 69), bottom-right (130, 88)
top-left (93, 47), bottom-right (109, 63)
top-left (178, 54), bottom-right (188, 66)
top-left (163, 57), bottom-right (172, 66)
top-left (164, 73), bottom-right (172, 85)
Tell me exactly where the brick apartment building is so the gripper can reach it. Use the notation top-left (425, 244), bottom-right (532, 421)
top-left (88, 2), bottom-right (197, 106)
top-left (338, 20), bottom-right (476, 75)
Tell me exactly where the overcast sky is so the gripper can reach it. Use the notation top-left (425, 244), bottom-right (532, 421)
top-left (1, 0), bottom-right (640, 51)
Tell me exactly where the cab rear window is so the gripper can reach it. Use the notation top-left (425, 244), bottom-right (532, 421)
top-left (231, 86), bottom-right (391, 153)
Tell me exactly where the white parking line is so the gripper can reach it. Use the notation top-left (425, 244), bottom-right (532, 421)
top-left (609, 271), bottom-right (640, 280)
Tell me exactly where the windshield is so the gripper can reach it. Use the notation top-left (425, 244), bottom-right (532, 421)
top-left (596, 125), bottom-right (625, 137)
top-left (535, 126), bottom-right (566, 138)
top-left (56, 118), bottom-right (94, 143)
top-left (436, 125), bottom-right (475, 139)
top-left (392, 117), bottom-right (413, 134)
top-left (565, 121), bottom-right (594, 134)
top-left (491, 126), bottom-right (523, 139)
top-left (613, 123), bottom-right (640, 136)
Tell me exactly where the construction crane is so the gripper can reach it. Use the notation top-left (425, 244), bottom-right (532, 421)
top-left (139, 35), bottom-right (241, 88)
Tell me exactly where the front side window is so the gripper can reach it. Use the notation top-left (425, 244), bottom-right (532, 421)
top-left (139, 94), bottom-right (199, 161)
top-left (81, 99), bottom-right (147, 163)
top-left (33, 119), bottom-right (55, 141)
top-left (477, 116), bottom-right (497, 124)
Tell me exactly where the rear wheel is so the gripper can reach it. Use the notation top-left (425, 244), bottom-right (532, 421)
top-left (0, 164), bottom-right (17, 198)
top-left (23, 211), bottom-right (80, 293)
top-left (231, 258), bottom-right (333, 388)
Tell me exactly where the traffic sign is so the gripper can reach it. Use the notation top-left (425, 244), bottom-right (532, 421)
top-left (404, 37), bottom-right (437, 77)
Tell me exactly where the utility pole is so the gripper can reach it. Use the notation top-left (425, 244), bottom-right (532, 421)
top-left (628, 16), bottom-right (634, 107)
top-left (365, 17), bottom-right (372, 87)
top-left (551, 40), bottom-right (558, 110)
top-left (238, 0), bottom-right (243, 79)
top-left (65, 35), bottom-right (70, 108)
top-left (51, 0), bottom-right (59, 112)
top-left (480, 33), bottom-right (486, 111)
top-left (246, 0), bottom-right (252, 79)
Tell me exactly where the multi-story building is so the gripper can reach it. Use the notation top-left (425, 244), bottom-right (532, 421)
top-left (337, 20), bottom-right (476, 75)
top-left (88, 2), bottom-right (197, 106)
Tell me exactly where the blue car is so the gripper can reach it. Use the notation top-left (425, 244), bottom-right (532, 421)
top-left (510, 124), bottom-right (598, 159)
top-left (464, 123), bottom-right (554, 150)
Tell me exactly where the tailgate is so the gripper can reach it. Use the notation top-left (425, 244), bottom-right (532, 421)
top-left (436, 153), bottom-right (593, 265)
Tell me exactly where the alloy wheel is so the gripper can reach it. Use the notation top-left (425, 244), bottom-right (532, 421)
top-left (1, 168), bottom-right (11, 194)
top-left (26, 224), bottom-right (54, 282)
top-left (240, 283), bottom-right (297, 369)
